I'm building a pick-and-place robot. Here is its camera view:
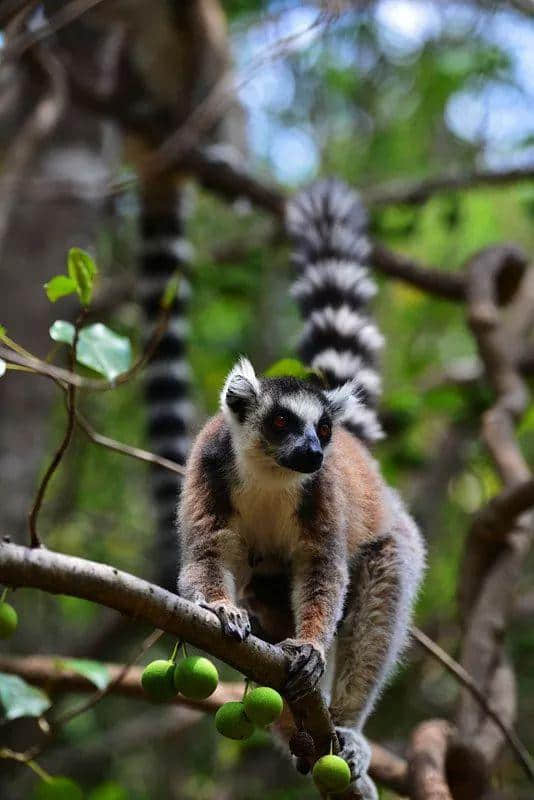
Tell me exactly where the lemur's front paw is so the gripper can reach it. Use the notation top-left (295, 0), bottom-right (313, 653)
top-left (279, 639), bottom-right (325, 701)
top-left (335, 728), bottom-right (378, 800)
top-left (200, 600), bottom-right (251, 642)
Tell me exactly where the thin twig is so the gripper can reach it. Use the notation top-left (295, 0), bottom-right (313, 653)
top-left (412, 626), bottom-right (534, 782)
top-left (27, 309), bottom-right (87, 547)
top-left (75, 411), bottom-right (185, 475)
top-left (52, 628), bottom-right (164, 727)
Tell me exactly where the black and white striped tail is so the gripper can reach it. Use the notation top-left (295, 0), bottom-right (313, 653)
top-left (287, 179), bottom-right (384, 444)
top-left (139, 184), bottom-right (194, 590)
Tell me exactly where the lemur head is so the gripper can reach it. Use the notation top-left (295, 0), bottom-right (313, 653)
top-left (221, 357), bottom-right (360, 476)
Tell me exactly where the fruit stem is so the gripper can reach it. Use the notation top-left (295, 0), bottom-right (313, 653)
top-left (182, 641), bottom-right (189, 658)
top-left (242, 678), bottom-right (251, 699)
top-left (0, 587), bottom-right (7, 605)
top-left (26, 759), bottom-right (53, 782)
top-left (169, 639), bottom-right (182, 663)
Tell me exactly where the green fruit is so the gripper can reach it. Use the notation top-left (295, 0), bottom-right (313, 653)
top-left (312, 755), bottom-right (351, 794)
top-left (215, 701), bottom-right (254, 740)
top-left (34, 776), bottom-right (83, 800)
top-left (0, 602), bottom-right (18, 638)
top-left (174, 655), bottom-right (219, 700)
top-left (243, 686), bottom-right (283, 726)
top-left (141, 660), bottom-right (177, 702)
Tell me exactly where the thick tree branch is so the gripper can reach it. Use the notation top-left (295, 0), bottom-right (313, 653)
top-left (471, 478), bottom-right (534, 541)
top-left (0, 541), bottom-right (408, 797)
top-left (407, 720), bottom-right (453, 800)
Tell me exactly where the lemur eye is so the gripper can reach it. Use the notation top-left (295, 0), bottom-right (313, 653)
top-left (273, 414), bottom-right (288, 430)
top-left (318, 422), bottom-right (331, 439)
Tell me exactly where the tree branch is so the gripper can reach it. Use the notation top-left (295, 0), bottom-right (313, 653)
top-left (412, 627), bottom-right (534, 781)
top-left (0, 653), bottom-right (243, 713)
top-left (369, 242), bottom-right (466, 301)
top-left (457, 245), bottom-right (533, 774)
top-left (470, 478), bottom-right (534, 541)
top-left (1, 0), bottom-right (109, 63)
top-left (365, 167), bottom-right (534, 207)
top-left (0, 541), bottom-right (408, 797)
top-left (407, 720), bottom-right (453, 800)
top-left (74, 410), bottom-right (185, 476)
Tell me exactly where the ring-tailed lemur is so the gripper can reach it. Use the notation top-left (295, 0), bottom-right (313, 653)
top-left (177, 180), bottom-right (425, 799)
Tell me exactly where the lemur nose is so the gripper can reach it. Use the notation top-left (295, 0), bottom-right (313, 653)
top-left (299, 432), bottom-right (323, 471)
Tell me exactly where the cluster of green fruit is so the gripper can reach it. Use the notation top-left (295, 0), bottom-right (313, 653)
top-left (141, 644), bottom-right (351, 795)
top-left (142, 653), bottom-right (219, 702)
top-left (215, 685), bottom-right (283, 739)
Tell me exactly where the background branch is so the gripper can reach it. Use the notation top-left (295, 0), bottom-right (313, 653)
top-left (456, 245), bottom-right (533, 774)
top-left (0, 653), bottom-right (243, 712)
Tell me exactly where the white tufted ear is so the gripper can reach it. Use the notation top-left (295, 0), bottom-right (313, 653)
top-left (220, 357), bottom-right (261, 421)
top-left (324, 379), bottom-right (361, 423)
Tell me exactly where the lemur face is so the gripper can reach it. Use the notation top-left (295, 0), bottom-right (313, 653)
top-left (221, 358), bottom-right (360, 475)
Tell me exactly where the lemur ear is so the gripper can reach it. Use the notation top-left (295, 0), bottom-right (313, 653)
top-left (221, 357), bottom-right (260, 421)
top-left (324, 379), bottom-right (360, 423)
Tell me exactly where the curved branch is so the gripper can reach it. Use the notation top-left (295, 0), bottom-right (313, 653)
top-left (0, 541), bottom-right (407, 796)
top-left (471, 478), bottom-right (534, 541)
top-left (0, 653), bottom-right (243, 713)
top-left (457, 245), bottom-right (533, 773)
top-left (407, 720), bottom-right (453, 800)
top-left (369, 243), bottom-right (466, 301)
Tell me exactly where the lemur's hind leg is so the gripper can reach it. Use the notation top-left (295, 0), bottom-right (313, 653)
top-left (330, 497), bottom-right (425, 798)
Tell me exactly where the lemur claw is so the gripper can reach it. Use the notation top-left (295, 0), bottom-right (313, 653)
top-left (200, 600), bottom-right (251, 642)
top-left (335, 728), bottom-right (378, 800)
top-left (279, 639), bottom-right (325, 701)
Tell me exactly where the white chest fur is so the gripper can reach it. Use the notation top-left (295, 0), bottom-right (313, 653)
top-left (230, 478), bottom-right (303, 557)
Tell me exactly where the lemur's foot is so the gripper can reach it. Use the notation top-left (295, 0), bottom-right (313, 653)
top-left (279, 639), bottom-right (325, 701)
top-left (335, 728), bottom-right (378, 800)
top-left (200, 600), bottom-right (251, 642)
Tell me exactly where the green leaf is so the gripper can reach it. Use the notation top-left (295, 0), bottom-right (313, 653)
top-left (264, 358), bottom-right (319, 381)
top-left (44, 275), bottom-right (77, 303)
top-left (55, 658), bottom-right (110, 691)
top-left (0, 359), bottom-right (5, 378)
top-left (34, 776), bottom-right (84, 800)
top-left (88, 781), bottom-right (128, 800)
top-left (162, 273), bottom-right (180, 309)
top-left (67, 248), bottom-right (98, 307)
top-left (49, 321), bottom-right (132, 380)
top-left (0, 673), bottom-right (51, 720)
